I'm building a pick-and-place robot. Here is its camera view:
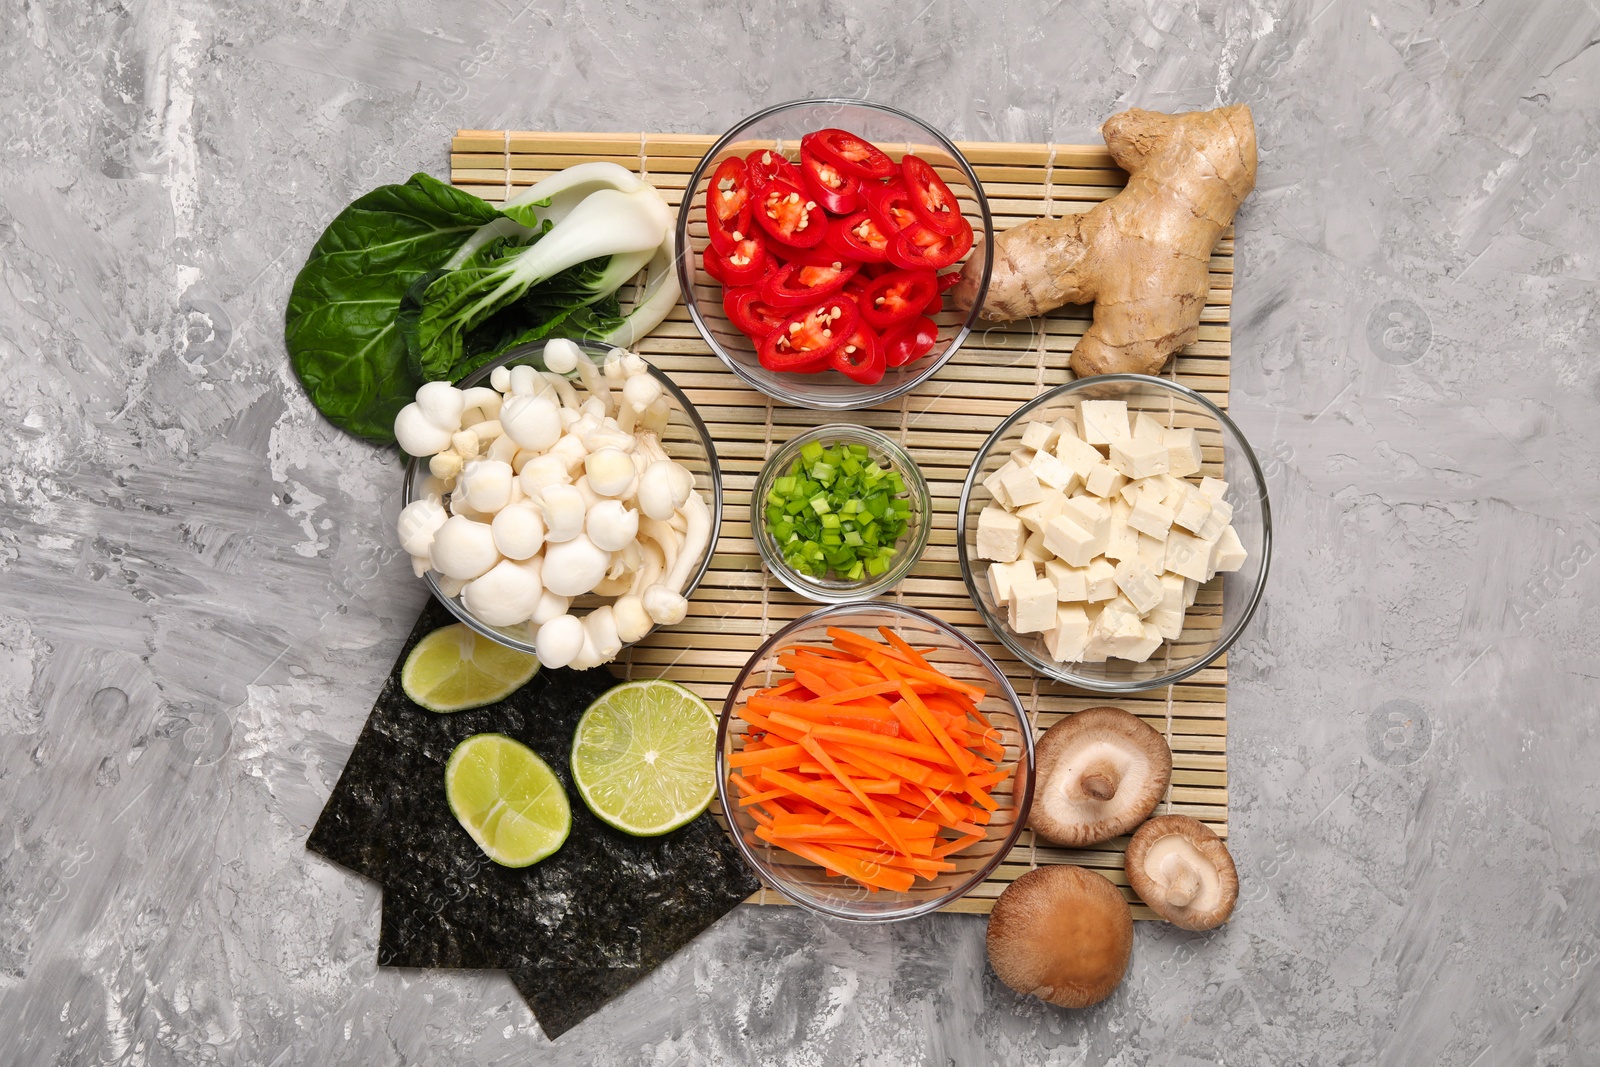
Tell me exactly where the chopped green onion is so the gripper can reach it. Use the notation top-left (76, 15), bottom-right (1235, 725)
top-left (764, 439), bottom-right (915, 581)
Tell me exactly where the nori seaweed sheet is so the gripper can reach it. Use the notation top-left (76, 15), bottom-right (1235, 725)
top-left (307, 600), bottom-right (758, 1039)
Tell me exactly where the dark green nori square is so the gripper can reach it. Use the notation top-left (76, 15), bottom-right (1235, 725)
top-left (307, 599), bottom-right (757, 1039)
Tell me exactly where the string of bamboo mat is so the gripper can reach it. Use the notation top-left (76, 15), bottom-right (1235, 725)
top-left (451, 130), bottom-right (1233, 917)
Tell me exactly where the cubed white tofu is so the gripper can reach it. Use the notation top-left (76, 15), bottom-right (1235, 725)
top-left (1199, 476), bottom-right (1229, 502)
top-left (1015, 488), bottom-right (1067, 535)
top-left (1022, 529), bottom-right (1053, 563)
top-left (1165, 426), bottom-right (1204, 478)
top-left (1079, 400), bottom-right (1131, 446)
top-left (1113, 558), bottom-right (1165, 615)
top-left (1108, 436), bottom-right (1171, 479)
top-left (1164, 529), bottom-right (1215, 582)
top-left (1086, 558), bottom-right (1118, 601)
top-left (1044, 605), bottom-right (1091, 661)
top-left (1084, 462), bottom-right (1127, 499)
top-left (1045, 558), bottom-right (1090, 602)
top-left (1009, 447), bottom-right (1037, 469)
top-left (1028, 448), bottom-right (1077, 492)
top-left (1210, 524), bottom-right (1248, 573)
top-left (1042, 515), bottom-right (1100, 567)
top-left (1155, 473), bottom-right (1189, 505)
top-left (976, 506), bottom-right (1026, 562)
top-left (1054, 433), bottom-right (1105, 480)
top-left (1119, 479), bottom-right (1144, 506)
top-left (1020, 419), bottom-right (1059, 452)
top-left (1127, 489), bottom-right (1176, 539)
top-left (1195, 496), bottom-right (1234, 542)
top-left (1147, 574), bottom-right (1187, 640)
top-left (1138, 533), bottom-right (1168, 570)
top-left (1120, 622), bottom-right (1166, 663)
top-left (1007, 576), bottom-right (1059, 634)
top-left (1133, 412), bottom-right (1167, 441)
top-left (1104, 513), bottom-right (1139, 562)
top-left (998, 465), bottom-right (1043, 507)
top-left (1172, 486), bottom-right (1213, 534)
top-left (1183, 577), bottom-right (1200, 607)
top-left (987, 560), bottom-right (1035, 605)
top-left (982, 460), bottom-right (1019, 508)
top-left (1085, 596), bottom-right (1148, 660)
top-left (1060, 494), bottom-right (1111, 540)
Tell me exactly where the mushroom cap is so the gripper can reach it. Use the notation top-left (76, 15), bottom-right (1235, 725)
top-left (986, 865), bottom-right (1133, 1009)
top-left (1029, 706), bottom-right (1172, 847)
top-left (1125, 815), bottom-right (1238, 931)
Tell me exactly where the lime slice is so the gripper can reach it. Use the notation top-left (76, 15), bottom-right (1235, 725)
top-left (401, 623), bottom-right (539, 712)
top-left (570, 680), bottom-right (718, 836)
top-left (444, 733), bottom-right (571, 866)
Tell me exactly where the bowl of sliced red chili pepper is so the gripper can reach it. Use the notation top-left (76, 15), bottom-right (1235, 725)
top-left (676, 99), bottom-right (993, 410)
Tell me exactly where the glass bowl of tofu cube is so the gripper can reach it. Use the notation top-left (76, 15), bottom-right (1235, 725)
top-left (956, 374), bottom-right (1271, 691)
top-left (753, 424), bottom-right (932, 602)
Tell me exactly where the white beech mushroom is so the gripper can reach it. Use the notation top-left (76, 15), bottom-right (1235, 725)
top-left (540, 534), bottom-right (609, 597)
top-left (429, 515), bottom-right (500, 581)
top-left (537, 484), bottom-right (587, 543)
top-left (1124, 815), bottom-right (1238, 930)
top-left (397, 498), bottom-right (449, 558)
top-left (461, 558), bottom-right (544, 627)
top-left (534, 613), bottom-right (584, 669)
top-left (1029, 706), bottom-right (1172, 847)
top-left (586, 499), bottom-right (639, 553)
top-left (395, 339), bottom-right (711, 668)
top-left (490, 500), bottom-right (545, 560)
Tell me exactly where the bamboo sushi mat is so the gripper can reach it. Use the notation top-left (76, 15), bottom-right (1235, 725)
top-left (451, 130), bottom-right (1232, 918)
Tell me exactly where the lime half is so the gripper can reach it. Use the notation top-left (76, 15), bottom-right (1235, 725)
top-left (402, 623), bottom-right (539, 713)
top-left (444, 733), bottom-right (571, 867)
top-left (570, 681), bottom-right (718, 836)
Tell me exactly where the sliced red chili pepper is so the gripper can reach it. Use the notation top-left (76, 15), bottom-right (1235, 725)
top-left (759, 298), bottom-right (859, 373)
top-left (936, 270), bottom-right (962, 293)
top-left (706, 196), bottom-right (753, 254)
top-left (746, 148), bottom-right (801, 188)
top-left (886, 217), bottom-right (974, 270)
top-left (762, 239), bottom-right (848, 268)
top-left (799, 146), bottom-right (861, 215)
top-left (701, 245), bottom-right (728, 284)
top-left (718, 236), bottom-right (771, 286)
top-left (754, 179), bottom-right (827, 248)
top-left (865, 182), bottom-right (922, 236)
top-left (707, 156), bottom-right (752, 223)
top-left (830, 319), bottom-right (886, 385)
top-left (725, 286), bottom-right (787, 340)
top-left (882, 315), bottom-right (939, 368)
top-left (859, 269), bottom-right (938, 330)
top-left (805, 129), bottom-right (896, 180)
top-left (923, 270), bottom-right (960, 316)
top-left (900, 155), bottom-right (965, 236)
top-left (762, 260), bottom-right (860, 308)
top-left (828, 209), bottom-right (890, 262)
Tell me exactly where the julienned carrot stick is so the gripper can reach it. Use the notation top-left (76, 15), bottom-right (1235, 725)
top-left (732, 627), bottom-right (1015, 892)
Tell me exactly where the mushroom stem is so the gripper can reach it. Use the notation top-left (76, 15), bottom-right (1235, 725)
top-left (1078, 761), bottom-right (1122, 802)
top-left (1163, 859), bottom-right (1201, 908)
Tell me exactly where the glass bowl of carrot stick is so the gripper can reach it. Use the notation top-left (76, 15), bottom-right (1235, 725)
top-left (717, 601), bottom-right (1035, 921)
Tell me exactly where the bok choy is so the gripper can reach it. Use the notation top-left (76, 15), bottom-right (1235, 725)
top-left (285, 164), bottom-right (679, 445)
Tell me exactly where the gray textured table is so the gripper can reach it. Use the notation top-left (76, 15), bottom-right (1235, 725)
top-left (3, 1), bottom-right (1597, 1064)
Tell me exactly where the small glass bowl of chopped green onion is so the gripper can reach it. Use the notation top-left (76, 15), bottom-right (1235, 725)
top-left (752, 425), bottom-right (930, 603)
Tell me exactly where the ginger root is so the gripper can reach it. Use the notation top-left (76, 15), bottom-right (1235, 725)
top-left (951, 105), bottom-right (1256, 378)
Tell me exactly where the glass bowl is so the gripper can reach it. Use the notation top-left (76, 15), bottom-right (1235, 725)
top-left (751, 424), bottom-right (931, 603)
top-left (956, 374), bottom-right (1271, 692)
top-left (716, 602), bottom-right (1034, 922)
top-left (675, 98), bottom-right (993, 410)
top-left (400, 338), bottom-right (723, 655)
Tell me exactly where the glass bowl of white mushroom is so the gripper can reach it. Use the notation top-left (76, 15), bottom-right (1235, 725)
top-left (395, 336), bottom-right (723, 669)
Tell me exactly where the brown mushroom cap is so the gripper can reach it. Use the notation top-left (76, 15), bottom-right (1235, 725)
top-left (986, 865), bottom-right (1133, 1009)
top-left (1028, 706), bottom-right (1172, 847)
top-left (1125, 815), bottom-right (1238, 930)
